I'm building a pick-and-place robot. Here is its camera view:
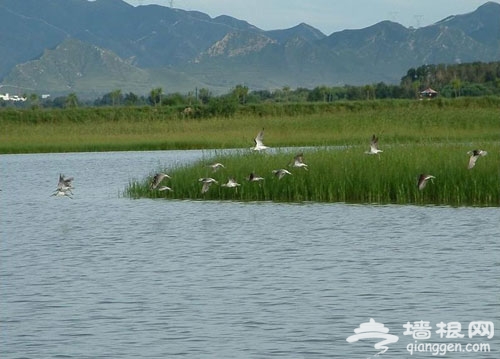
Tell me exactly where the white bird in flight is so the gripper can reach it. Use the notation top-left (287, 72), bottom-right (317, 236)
top-left (221, 177), bottom-right (241, 188)
top-left (252, 128), bottom-right (269, 151)
top-left (417, 174), bottom-right (435, 190)
top-left (207, 162), bottom-right (225, 172)
top-left (365, 134), bottom-right (383, 155)
top-left (467, 149), bottom-right (487, 169)
top-left (158, 186), bottom-right (173, 192)
top-left (291, 153), bottom-right (308, 170)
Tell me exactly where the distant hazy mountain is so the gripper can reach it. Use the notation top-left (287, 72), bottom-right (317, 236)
top-left (0, 0), bottom-right (498, 98)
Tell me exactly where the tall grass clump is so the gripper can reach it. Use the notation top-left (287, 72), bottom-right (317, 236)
top-left (125, 143), bottom-right (500, 207)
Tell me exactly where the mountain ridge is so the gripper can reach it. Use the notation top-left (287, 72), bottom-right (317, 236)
top-left (1, 0), bottom-right (499, 98)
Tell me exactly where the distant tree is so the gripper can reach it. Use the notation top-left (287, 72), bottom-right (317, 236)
top-left (149, 87), bottom-right (163, 107)
top-left (345, 86), bottom-right (363, 101)
top-left (451, 78), bottom-right (462, 97)
top-left (363, 85), bottom-right (375, 100)
top-left (94, 91), bottom-right (120, 106)
top-left (163, 92), bottom-right (186, 106)
top-left (198, 88), bottom-right (212, 104)
top-left (411, 80), bottom-right (421, 99)
top-left (65, 93), bottom-right (79, 108)
top-left (250, 89), bottom-right (272, 102)
top-left (307, 86), bottom-right (331, 102)
top-left (291, 87), bottom-right (311, 102)
top-left (374, 82), bottom-right (392, 99)
top-left (124, 92), bottom-right (140, 106)
top-left (110, 89), bottom-right (122, 106)
top-left (206, 95), bottom-right (238, 117)
top-left (29, 93), bottom-right (40, 109)
top-left (231, 84), bottom-right (249, 104)
top-left (47, 96), bottom-right (67, 108)
top-left (282, 86), bottom-right (291, 102)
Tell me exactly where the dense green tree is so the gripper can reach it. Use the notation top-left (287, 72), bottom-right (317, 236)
top-left (231, 84), bottom-right (249, 105)
top-left (149, 87), bottom-right (163, 107)
top-left (124, 92), bottom-right (140, 106)
top-left (198, 88), bottom-right (212, 105)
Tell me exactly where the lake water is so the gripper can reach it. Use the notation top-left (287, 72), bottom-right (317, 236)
top-left (1, 150), bottom-right (499, 358)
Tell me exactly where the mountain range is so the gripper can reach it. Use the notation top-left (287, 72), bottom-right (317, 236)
top-left (0, 0), bottom-right (499, 98)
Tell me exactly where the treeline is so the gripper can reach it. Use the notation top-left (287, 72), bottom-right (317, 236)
top-left (401, 61), bottom-right (500, 98)
top-left (2, 61), bottom-right (499, 112)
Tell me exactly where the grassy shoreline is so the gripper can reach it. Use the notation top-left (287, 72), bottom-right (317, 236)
top-left (124, 144), bottom-right (500, 206)
top-left (1, 97), bottom-right (499, 154)
top-left (3, 98), bottom-right (498, 206)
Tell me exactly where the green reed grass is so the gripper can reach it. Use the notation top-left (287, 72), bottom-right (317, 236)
top-left (1, 98), bottom-right (499, 153)
top-left (125, 143), bottom-right (500, 206)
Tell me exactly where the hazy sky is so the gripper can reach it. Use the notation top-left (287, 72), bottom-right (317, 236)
top-left (122, 0), bottom-right (498, 34)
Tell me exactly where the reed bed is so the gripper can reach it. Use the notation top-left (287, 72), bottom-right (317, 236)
top-left (125, 143), bottom-right (500, 206)
top-left (1, 98), bottom-right (499, 153)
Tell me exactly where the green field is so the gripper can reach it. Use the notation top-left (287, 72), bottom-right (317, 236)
top-left (2, 98), bottom-right (499, 206)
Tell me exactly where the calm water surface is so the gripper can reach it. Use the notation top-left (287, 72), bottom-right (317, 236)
top-left (1, 151), bottom-right (499, 358)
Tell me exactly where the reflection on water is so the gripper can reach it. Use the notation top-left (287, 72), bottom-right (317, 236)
top-left (1, 151), bottom-right (499, 358)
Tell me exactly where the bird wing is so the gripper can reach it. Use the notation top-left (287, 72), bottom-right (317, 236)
top-left (150, 174), bottom-right (162, 189)
top-left (370, 135), bottom-right (379, 150)
top-left (417, 174), bottom-right (428, 190)
top-left (254, 130), bottom-right (264, 146)
top-left (58, 174), bottom-right (73, 189)
top-left (201, 181), bottom-right (211, 193)
top-left (468, 155), bottom-right (478, 169)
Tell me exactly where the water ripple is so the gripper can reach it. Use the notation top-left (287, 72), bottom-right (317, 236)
top-left (1, 152), bottom-right (499, 358)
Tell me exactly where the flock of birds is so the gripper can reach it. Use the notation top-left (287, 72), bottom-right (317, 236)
top-left (147, 130), bottom-right (488, 196)
top-left (52, 129), bottom-right (488, 198)
top-left (149, 129), bottom-right (317, 195)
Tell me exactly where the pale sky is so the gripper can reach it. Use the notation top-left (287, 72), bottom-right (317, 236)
top-left (122, 0), bottom-right (499, 35)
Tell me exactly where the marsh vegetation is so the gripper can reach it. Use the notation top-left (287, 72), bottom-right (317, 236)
top-left (2, 97), bottom-right (498, 205)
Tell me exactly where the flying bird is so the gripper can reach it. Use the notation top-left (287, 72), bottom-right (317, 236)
top-left (272, 169), bottom-right (292, 180)
top-left (57, 173), bottom-right (74, 192)
top-left (252, 128), bottom-right (269, 151)
top-left (207, 162), bottom-right (225, 172)
top-left (199, 177), bottom-right (218, 194)
top-left (150, 172), bottom-right (171, 189)
top-left (53, 173), bottom-right (74, 197)
top-left (417, 174), bottom-right (435, 190)
top-left (158, 186), bottom-right (173, 192)
top-left (247, 172), bottom-right (265, 182)
top-left (221, 177), bottom-right (241, 188)
top-left (291, 153), bottom-right (308, 170)
top-left (365, 134), bottom-right (383, 155)
top-left (467, 149), bottom-right (487, 169)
